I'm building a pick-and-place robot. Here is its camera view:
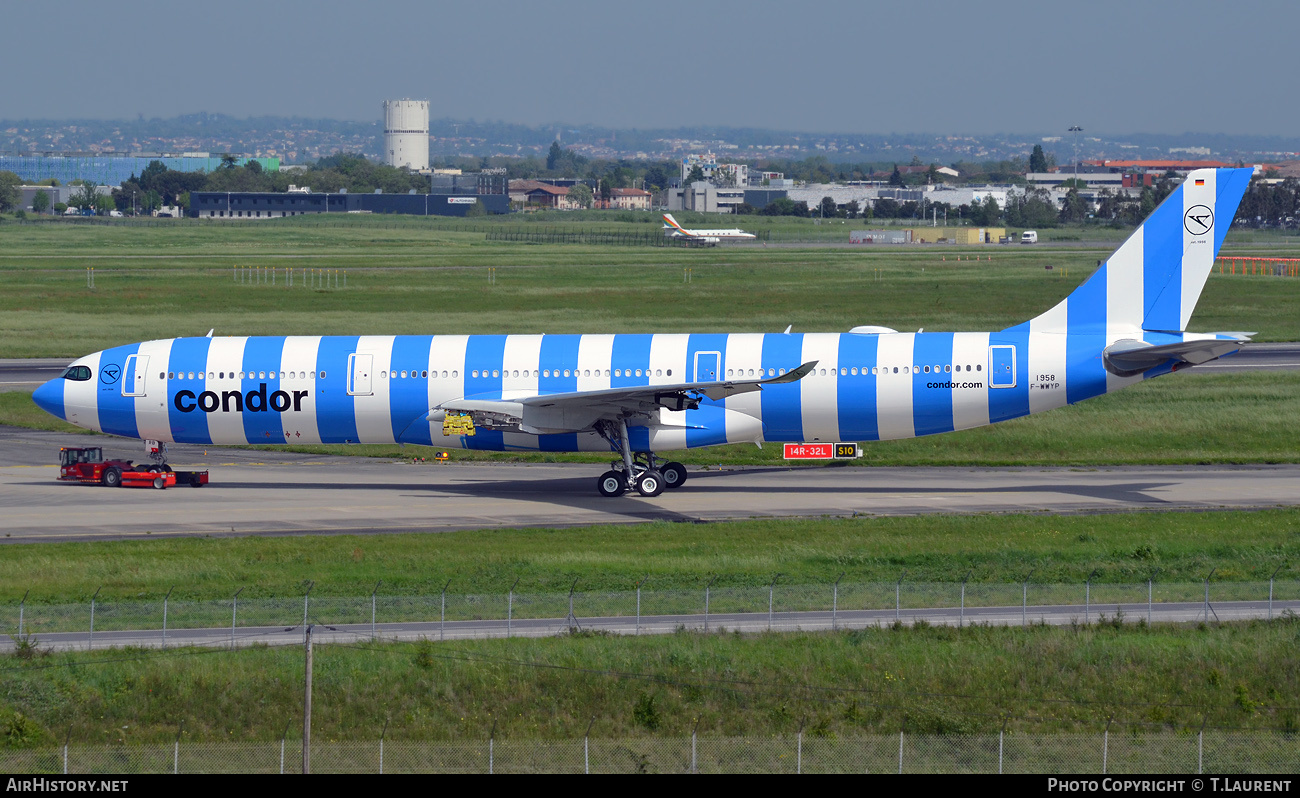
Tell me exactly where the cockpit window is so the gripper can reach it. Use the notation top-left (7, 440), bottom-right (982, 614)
top-left (60, 366), bottom-right (92, 381)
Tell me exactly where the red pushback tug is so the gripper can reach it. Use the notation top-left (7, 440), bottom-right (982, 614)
top-left (58, 441), bottom-right (208, 489)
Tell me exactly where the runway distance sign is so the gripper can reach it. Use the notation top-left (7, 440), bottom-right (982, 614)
top-left (783, 443), bottom-right (862, 460)
top-left (834, 442), bottom-right (862, 459)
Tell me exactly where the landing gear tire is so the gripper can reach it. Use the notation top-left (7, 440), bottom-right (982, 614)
top-left (636, 470), bottom-right (666, 497)
top-left (102, 467), bottom-right (122, 488)
top-left (661, 462), bottom-right (687, 489)
top-left (597, 471), bottom-right (626, 497)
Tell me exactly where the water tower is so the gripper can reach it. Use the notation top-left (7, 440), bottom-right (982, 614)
top-left (382, 99), bottom-right (429, 170)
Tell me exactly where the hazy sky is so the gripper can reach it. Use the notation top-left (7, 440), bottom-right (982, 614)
top-left (5, 0), bottom-right (1296, 136)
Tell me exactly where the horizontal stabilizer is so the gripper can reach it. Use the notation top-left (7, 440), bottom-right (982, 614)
top-left (1102, 335), bottom-right (1250, 377)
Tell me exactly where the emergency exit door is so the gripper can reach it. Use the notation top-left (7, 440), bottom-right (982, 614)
top-left (122, 354), bottom-right (149, 397)
top-left (348, 353), bottom-right (374, 396)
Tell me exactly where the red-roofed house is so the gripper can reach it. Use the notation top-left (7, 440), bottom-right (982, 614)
top-left (509, 180), bottom-right (577, 209)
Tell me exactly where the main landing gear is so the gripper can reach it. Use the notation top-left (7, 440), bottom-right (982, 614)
top-left (594, 418), bottom-right (688, 498)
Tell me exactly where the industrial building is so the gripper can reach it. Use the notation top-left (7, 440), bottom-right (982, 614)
top-left (190, 167), bottom-right (509, 218)
top-left (667, 181), bottom-right (747, 214)
top-left (0, 153), bottom-right (279, 187)
top-left (383, 99), bottom-right (429, 170)
top-left (18, 184), bottom-right (113, 211)
top-left (189, 189), bottom-right (509, 218)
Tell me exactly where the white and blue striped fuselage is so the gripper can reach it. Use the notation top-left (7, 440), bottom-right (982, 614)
top-left (38, 328), bottom-right (1209, 452)
top-left (31, 168), bottom-right (1259, 484)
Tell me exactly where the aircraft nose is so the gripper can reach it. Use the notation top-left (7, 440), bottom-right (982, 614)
top-left (31, 379), bottom-right (65, 420)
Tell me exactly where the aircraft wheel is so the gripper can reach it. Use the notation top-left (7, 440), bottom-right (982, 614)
top-left (661, 462), bottom-right (688, 489)
top-left (636, 469), bottom-right (665, 498)
top-left (597, 471), bottom-right (626, 497)
top-left (160, 464), bottom-right (173, 473)
top-left (102, 467), bottom-right (122, 488)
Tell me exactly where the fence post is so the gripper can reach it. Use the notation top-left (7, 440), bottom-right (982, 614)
top-left (832, 572), bottom-right (844, 631)
top-left (1103, 718), bottom-right (1111, 774)
top-left (691, 718), bottom-right (700, 774)
top-left (371, 580), bottom-right (381, 641)
top-left (584, 716), bottom-right (595, 774)
top-left (1147, 569), bottom-right (1160, 625)
top-left (1268, 565), bottom-right (1285, 620)
top-left (797, 718), bottom-right (804, 775)
top-left (18, 589), bottom-right (27, 638)
top-left (898, 729), bottom-right (904, 774)
top-left (302, 581), bottom-right (314, 632)
top-left (999, 720), bottom-right (1007, 774)
top-left (1023, 570), bottom-right (1034, 627)
top-left (89, 587), bottom-right (101, 650)
top-left (635, 577), bottom-right (646, 636)
top-left (1086, 569), bottom-right (1099, 624)
top-left (231, 587), bottom-right (243, 649)
top-left (507, 577), bottom-right (519, 638)
top-left (896, 570), bottom-right (907, 622)
top-left (1198, 719), bottom-right (1205, 774)
top-left (704, 576), bottom-right (717, 632)
top-left (162, 586), bottom-right (174, 649)
top-left (960, 571), bottom-right (971, 628)
top-left (379, 718), bottom-right (388, 775)
top-left (768, 574), bottom-right (781, 631)
top-left (441, 579), bottom-right (450, 641)
top-left (567, 578), bottom-right (580, 631)
top-left (1203, 568), bottom-right (1217, 622)
top-left (489, 719), bottom-right (496, 774)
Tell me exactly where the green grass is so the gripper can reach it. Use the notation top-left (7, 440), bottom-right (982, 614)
top-left (3, 509), bottom-right (1298, 603)
top-left (1, 217), bottom-right (1298, 356)
top-left (4, 620), bottom-right (1299, 745)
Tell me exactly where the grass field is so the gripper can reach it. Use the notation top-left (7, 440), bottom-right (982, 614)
top-left (3, 508), bottom-right (1297, 603)
top-left (2, 216), bottom-right (1297, 749)
top-left (3, 620), bottom-right (1298, 745)
top-left (1, 216), bottom-right (1298, 356)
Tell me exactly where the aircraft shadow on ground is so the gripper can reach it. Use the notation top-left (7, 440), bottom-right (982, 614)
top-left (209, 470), bottom-right (1180, 508)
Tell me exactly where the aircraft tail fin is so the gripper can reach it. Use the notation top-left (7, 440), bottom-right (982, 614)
top-left (662, 213), bottom-right (691, 235)
top-left (1018, 167), bottom-right (1254, 335)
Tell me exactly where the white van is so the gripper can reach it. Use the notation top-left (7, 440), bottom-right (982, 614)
top-left (1021, 231), bottom-right (1038, 244)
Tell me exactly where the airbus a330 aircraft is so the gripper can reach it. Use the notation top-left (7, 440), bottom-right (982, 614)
top-left (662, 213), bottom-right (757, 244)
top-left (34, 168), bottom-right (1254, 498)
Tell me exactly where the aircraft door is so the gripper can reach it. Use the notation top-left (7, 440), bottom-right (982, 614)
top-left (694, 351), bottom-right (721, 382)
top-left (988, 345), bottom-right (1016, 388)
top-left (348, 353), bottom-right (374, 396)
top-left (122, 354), bottom-right (149, 397)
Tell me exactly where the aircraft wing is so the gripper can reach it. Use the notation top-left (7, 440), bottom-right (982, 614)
top-left (429, 360), bottom-right (818, 435)
top-left (1102, 335), bottom-right (1252, 377)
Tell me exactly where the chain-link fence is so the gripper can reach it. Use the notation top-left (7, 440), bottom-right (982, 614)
top-left (2, 730), bottom-right (1296, 774)
top-left (4, 576), bottom-right (1296, 639)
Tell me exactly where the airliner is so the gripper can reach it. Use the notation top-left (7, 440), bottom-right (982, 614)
top-left (662, 213), bottom-right (757, 244)
top-left (34, 168), bottom-right (1255, 498)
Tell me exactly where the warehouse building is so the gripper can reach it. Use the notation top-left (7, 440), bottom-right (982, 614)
top-left (189, 188), bottom-right (509, 218)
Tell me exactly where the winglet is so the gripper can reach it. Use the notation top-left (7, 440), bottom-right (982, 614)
top-left (205, 329), bottom-right (214, 338)
top-left (763, 361), bottom-right (818, 384)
